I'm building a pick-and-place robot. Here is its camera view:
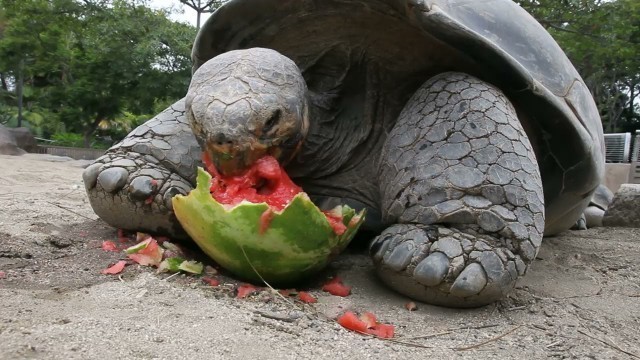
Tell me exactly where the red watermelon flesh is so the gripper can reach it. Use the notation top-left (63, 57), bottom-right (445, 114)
top-left (203, 153), bottom-right (301, 211)
top-left (202, 153), bottom-right (346, 234)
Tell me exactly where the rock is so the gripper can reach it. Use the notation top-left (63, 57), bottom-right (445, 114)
top-left (602, 184), bottom-right (640, 227)
top-left (0, 124), bottom-right (26, 156)
top-left (7, 127), bottom-right (38, 152)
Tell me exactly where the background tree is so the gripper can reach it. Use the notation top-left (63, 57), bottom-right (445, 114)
top-left (515, 0), bottom-right (640, 133)
top-left (0, 0), bottom-right (636, 150)
top-left (0, 0), bottom-right (196, 146)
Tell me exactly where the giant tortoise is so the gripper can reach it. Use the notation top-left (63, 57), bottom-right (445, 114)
top-left (83, 0), bottom-right (605, 307)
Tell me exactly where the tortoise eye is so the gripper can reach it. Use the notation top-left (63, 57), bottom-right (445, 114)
top-left (263, 109), bottom-right (281, 135)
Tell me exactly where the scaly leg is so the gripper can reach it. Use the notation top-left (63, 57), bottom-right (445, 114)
top-left (372, 72), bottom-right (544, 307)
top-left (83, 99), bottom-right (201, 238)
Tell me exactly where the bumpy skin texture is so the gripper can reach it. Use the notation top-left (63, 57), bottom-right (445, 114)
top-left (372, 73), bottom-right (544, 307)
top-left (185, 49), bottom-right (309, 175)
top-left (84, 100), bottom-right (200, 236)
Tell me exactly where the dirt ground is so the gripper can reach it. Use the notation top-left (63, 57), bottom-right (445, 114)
top-left (1, 153), bottom-right (639, 360)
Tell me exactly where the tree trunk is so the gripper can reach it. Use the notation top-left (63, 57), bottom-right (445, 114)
top-left (0, 73), bottom-right (7, 91)
top-left (197, 0), bottom-right (202, 29)
top-left (83, 115), bottom-right (103, 148)
top-left (17, 59), bottom-right (25, 128)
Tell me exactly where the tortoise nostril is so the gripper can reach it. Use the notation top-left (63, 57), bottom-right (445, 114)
top-left (213, 133), bottom-right (230, 146)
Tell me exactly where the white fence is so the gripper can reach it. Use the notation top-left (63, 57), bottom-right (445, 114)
top-left (602, 131), bottom-right (640, 185)
top-left (604, 132), bottom-right (632, 163)
top-left (631, 131), bottom-right (640, 184)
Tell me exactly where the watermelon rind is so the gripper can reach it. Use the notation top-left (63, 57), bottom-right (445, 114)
top-left (173, 167), bottom-right (365, 284)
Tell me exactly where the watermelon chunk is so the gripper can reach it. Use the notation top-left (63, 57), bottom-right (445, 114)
top-left (101, 240), bottom-right (118, 252)
top-left (178, 260), bottom-right (204, 274)
top-left (173, 162), bottom-right (365, 285)
top-left (204, 153), bottom-right (301, 211)
top-left (237, 284), bottom-right (259, 298)
top-left (101, 260), bottom-right (127, 275)
top-left (368, 323), bottom-right (395, 338)
top-left (322, 276), bottom-right (352, 297)
top-left (126, 238), bottom-right (164, 267)
top-left (157, 257), bottom-right (184, 273)
top-left (202, 277), bottom-right (220, 286)
top-left (203, 154), bottom-right (354, 235)
top-left (337, 312), bottom-right (368, 333)
top-left (297, 291), bottom-right (317, 303)
top-left (360, 312), bottom-right (378, 329)
top-left (337, 311), bottom-right (395, 339)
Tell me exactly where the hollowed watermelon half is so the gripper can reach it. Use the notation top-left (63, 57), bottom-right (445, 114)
top-left (173, 156), bottom-right (365, 285)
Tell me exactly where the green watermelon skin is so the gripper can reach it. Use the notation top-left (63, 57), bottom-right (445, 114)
top-left (173, 167), bottom-right (365, 284)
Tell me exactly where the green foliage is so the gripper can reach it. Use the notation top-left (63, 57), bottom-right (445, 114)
top-left (0, 102), bottom-right (60, 136)
top-left (515, 0), bottom-right (640, 133)
top-left (99, 110), bottom-right (150, 140)
top-left (51, 132), bottom-right (84, 147)
top-left (0, 0), bottom-right (196, 147)
top-left (1, 0), bottom-right (635, 148)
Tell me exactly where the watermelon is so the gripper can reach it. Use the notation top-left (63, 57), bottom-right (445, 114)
top-left (101, 260), bottom-right (127, 275)
top-left (322, 276), bottom-right (352, 297)
top-left (172, 156), bottom-right (365, 285)
top-left (297, 291), bottom-right (318, 303)
top-left (202, 277), bottom-right (220, 286)
top-left (337, 312), bottom-right (368, 333)
top-left (237, 284), bottom-right (259, 298)
top-left (101, 240), bottom-right (118, 252)
top-left (337, 311), bottom-right (395, 339)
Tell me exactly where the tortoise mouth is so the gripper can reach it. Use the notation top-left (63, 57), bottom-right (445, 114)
top-left (204, 136), bottom-right (303, 176)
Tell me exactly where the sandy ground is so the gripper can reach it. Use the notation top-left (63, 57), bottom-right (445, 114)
top-left (1, 153), bottom-right (639, 360)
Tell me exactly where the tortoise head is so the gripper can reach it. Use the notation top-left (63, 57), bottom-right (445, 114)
top-left (185, 48), bottom-right (309, 176)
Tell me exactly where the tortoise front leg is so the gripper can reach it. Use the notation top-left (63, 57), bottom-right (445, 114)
top-left (83, 99), bottom-right (200, 238)
top-left (372, 72), bottom-right (544, 307)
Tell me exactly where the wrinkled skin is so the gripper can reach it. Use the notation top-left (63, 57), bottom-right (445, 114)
top-left (83, 101), bottom-right (199, 237)
top-left (185, 50), bottom-right (309, 175)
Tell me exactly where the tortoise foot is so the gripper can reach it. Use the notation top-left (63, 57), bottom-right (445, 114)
top-left (82, 99), bottom-right (201, 238)
top-left (370, 224), bottom-right (527, 308)
top-left (573, 205), bottom-right (605, 230)
top-left (84, 153), bottom-right (193, 238)
top-left (374, 72), bottom-right (546, 307)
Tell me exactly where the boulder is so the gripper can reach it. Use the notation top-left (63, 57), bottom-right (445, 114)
top-left (602, 184), bottom-right (640, 227)
top-left (0, 124), bottom-right (26, 156)
top-left (7, 127), bottom-right (37, 152)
